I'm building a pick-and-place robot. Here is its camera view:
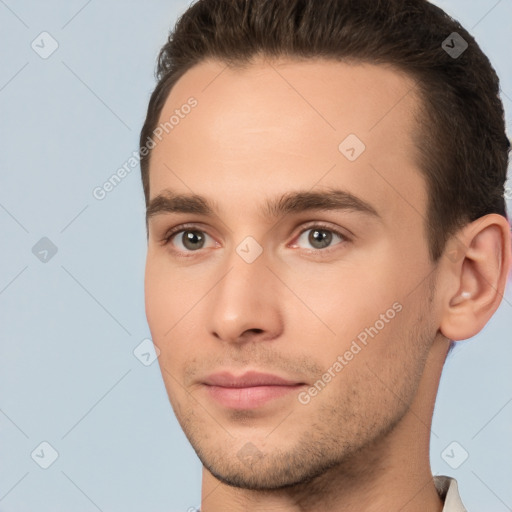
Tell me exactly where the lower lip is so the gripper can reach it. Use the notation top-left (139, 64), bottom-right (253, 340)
top-left (204, 384), bottom-right (304, 409)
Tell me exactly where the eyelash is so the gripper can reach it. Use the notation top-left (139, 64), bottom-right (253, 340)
top-left (160, 222), bottom-right (351, 258)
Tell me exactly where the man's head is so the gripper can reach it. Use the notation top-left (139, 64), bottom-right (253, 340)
top-left (141, 0), bottom-right (510, 499)
top-left (140, 0), bottom-right (510, 262)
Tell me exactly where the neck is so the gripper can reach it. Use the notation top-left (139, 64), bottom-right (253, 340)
top-left (200, 337), bottom-right (449, 512)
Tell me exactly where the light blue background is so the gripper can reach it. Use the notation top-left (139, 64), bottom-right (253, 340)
top-left (0, 1), bottom-right (510, 510)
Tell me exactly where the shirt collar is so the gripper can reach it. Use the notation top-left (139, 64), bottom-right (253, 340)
top-left (434, 475), bottom-right (468, 511)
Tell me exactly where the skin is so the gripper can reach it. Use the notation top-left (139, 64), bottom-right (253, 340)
top-left (144, 57), bottom-right (511, 512)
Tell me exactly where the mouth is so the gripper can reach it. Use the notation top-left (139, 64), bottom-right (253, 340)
top-left (201, 371), bottom-right (306, 409)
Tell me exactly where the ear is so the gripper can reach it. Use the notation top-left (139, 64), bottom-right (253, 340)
top-left (439, 214), bottom-right (512, 341)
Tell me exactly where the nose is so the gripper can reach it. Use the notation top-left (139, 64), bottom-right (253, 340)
top-left (206, 244), bottom-right (284, 345)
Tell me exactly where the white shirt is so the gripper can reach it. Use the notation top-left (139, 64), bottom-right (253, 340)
top-left (434, 475), bottom-right (467, 511)
top-left (191, 475), bottom-right (467, 511)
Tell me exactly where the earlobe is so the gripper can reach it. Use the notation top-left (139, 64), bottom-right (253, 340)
top-left (440, 214), bottom-right (511, 342)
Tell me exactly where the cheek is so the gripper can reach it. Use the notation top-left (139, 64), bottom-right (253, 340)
top-left (144, 256), bottom-right (184, 341)
top-left (312, 305), bottom-right (425, 425)
top-left (144, 263), bottom-right (168, 335)
top-left (144, 257), bottom-right (204, 375)
top-left (286, 264), bottom-right (402, 346)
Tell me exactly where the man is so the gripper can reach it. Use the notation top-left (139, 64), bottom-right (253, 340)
top-left (140, 0), bottom-right (511, 510)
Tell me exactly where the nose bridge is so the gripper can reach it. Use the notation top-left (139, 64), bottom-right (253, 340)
top-left (206, 236), bottom-right (282, 342)
top-left (216, 239), bottom-right (269, 315)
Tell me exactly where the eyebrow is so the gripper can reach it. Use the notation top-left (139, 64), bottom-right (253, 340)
top-left (146, 188), bottom-right (380, 223)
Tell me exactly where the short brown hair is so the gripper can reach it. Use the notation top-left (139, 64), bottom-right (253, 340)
top-left (140, 0), bottom-right (510, 261)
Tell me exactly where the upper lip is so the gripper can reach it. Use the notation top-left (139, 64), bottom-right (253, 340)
top-left (203, 371), bottom-right (303, 388)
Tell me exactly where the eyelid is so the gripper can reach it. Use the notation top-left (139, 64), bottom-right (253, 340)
top-left (292, 221), bottom-right (353, 242)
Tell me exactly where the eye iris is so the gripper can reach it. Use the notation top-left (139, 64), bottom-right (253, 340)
top-left (309, 229), bottom-right (332, 249)
top-left (183, 230), bottom-right (204, 250)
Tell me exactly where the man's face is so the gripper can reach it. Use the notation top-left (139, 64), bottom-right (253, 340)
top-left (144, 58), bottom-right (442, 489)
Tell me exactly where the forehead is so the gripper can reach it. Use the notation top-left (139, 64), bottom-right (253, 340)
top-left (149, 57), bottom-right (427, 227)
